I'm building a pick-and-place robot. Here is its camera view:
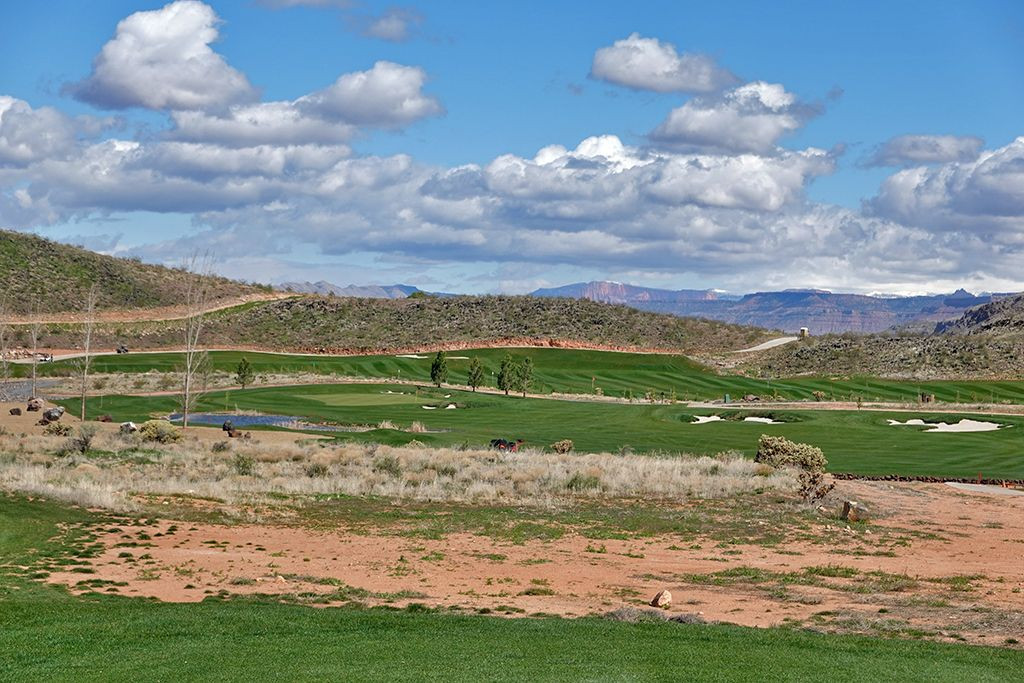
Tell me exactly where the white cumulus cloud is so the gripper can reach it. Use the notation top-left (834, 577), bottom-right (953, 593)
top-left (67, 0), bottom-right (257, 111)
top-left (591, 33), bottom-right (736, 93)
top-left (868, 137), bottom-right (1024, 234)
top-left (299, 61), bottom-right (443, 127)
top-left (651, 82), bottom-right (814, 154)
top-left (866, 134), bottom-right (984, 167)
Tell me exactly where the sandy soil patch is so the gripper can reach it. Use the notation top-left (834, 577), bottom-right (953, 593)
top-left (49, 479), bottom-right (1024, 647)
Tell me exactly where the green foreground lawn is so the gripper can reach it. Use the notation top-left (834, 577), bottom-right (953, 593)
top-left (62, 382), bottom-right (1024, 479)
top-left (31, 347), bottom-right (1024, 404)
top-left (2, 496), bottom-right (1021, 682)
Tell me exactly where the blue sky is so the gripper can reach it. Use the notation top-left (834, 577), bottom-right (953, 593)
top-left (1, 1), bottom-right (1023, 294)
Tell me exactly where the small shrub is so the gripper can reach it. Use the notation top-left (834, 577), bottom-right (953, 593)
top-left (139, 420), bottom-right (182, 444)
top-left (550, 439), bottom-right (574, 454)
top-left (373, 455), bottom-right (402, 478)
top-left (232, 453), bottom-right (255, 476)
top-left (211, 440), bottom-right (231, 453)
top-left (755, 435), bottom-right (832, 502)
top-left (566, 472), bottom-right (602, 491)
top-left (305, 462), bottom-right (328, 478)
top-left (43, 422), bottom-right (72, 437)
top-left (755, 435), bottom-right (826, 471)
top-left (60, 425), bottom-right (99, 456)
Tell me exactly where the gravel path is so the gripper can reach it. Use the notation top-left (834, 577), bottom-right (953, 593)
top-left (735, 336), bottom-right (799, 353)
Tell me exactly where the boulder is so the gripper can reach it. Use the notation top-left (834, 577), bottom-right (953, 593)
top-left (26, 398), bottom-right (43, 412)
top-left (650, 589), bottom-right (672, 609)
top-left (43, 405), bottom-right (65, 421)
top-left (228, 429), bottom-right (242, 438)
top-left (97, 414), bottom-right (113, 423)
top-left (222, 421), bottom-right (234, 432)
top-left (42, 407), bottom-right (65, 422)
top-left (840, 501), bottom-right (866, 522)
top-left (9, 408), bottom-right (21, 416)
top-left (119, 421), bottom-right (138, 434)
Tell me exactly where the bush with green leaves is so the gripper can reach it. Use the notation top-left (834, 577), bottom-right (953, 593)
top-left (138, 420), bottom-right (182, 444)
top-left (232, 453), bottom-right (255, 476)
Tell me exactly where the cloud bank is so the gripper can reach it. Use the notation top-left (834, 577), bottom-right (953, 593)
top-left (1, 2), bottom-right (1021, 294)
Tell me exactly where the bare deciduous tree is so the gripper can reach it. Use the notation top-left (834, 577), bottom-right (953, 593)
top-left (180, 253), bottom-right (213, 429)
top-left (75, 285), bottom-right (99, 420)
top-left (28, 304), bottom-right (42, 399)
top-left (0, 296), bottom-right (10, 401)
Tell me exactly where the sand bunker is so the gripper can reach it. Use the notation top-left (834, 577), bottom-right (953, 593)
top-left (691, 415), bottom-right (782, 425)
top-left (888, 418), bottom-right (1004, 433)
top-left (422, 406), bottom-right (437, 410)
top-left (395, 354), bottom-right (428, 359)
top-left (444, 404), bottom-right (457, 410)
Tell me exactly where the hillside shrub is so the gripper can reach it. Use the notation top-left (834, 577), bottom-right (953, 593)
top-left (755, 435), bottom-right (832, 502)
top-left (43, 422), bottom-right (72, 437)
top-left (139, 420), bottom-right (181, 444)
top-left (232, 453), bottom-right (255, 476)
top-left (305, 462), bottom-right (329, 478)
top-left (59, 425), bottom-right (98, 456)
top-left (551, 439), bottom-right (574, 454)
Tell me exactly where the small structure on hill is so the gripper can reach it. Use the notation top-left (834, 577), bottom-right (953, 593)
top-left (799, 327), bottom-right (810, 339)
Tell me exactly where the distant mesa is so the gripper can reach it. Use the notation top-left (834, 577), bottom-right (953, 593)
top-left (530, 280), bottom-right (1015, 335)
top-left (279, 281), bottom-right (423, 299)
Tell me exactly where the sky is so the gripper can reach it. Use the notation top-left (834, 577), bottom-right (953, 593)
top-left (1, 0), bottom-right (1023, 295)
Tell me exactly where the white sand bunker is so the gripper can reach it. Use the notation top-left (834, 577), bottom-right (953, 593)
top-left (395, 354), bottom-right (428, 359)
top-left (447, 356), bottom-right (470, 360)
top-left (692, 415), bottom-right (782, 425)
top-left (422, 405), bottom-right (437, 410)
top-left (383, 390), bottom-right (406, 395)
top-left (444, 403), bottom-right (457, 410)
top-left (888, 418), bottom-right (1005, 433)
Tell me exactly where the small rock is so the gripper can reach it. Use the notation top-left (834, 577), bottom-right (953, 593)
top-left (650, 589), bottom-right (672, 609)
top-left (9, 408), bottom-right (21, 416)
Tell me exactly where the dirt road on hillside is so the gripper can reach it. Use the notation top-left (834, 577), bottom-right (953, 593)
top-left (3, 292), bottom-right (292, 325)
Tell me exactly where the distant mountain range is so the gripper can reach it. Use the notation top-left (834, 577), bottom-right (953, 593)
top-left (279, 281), bottom-right (422, 299)
top-left (531, 281), bottom-right (1011, 334)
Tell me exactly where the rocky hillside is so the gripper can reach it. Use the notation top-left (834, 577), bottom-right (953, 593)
top-left (0, 230), bottom-right (268, 314)
top-left (30, 295), bottom-right (776, 354)
top-left (735, 297), bottom-right (1024, 379)
top-left (934, 293), bottom-right (1024, 336)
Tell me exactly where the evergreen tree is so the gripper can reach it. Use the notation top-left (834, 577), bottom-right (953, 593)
top-left (235, 357), bottom-right (255, 389)
top-left (497, 353), bottom-right (514, 395)
top-left (430, 350), bottom-right (448, 387)
top-left (467, 356), bottom-right (484, 392)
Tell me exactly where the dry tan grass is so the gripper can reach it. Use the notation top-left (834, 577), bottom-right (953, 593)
top-left (0, 430), bottom-right (797, 512)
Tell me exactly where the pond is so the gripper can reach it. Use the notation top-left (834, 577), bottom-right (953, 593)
top-left (167, 413), bottom-right (350, 432)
